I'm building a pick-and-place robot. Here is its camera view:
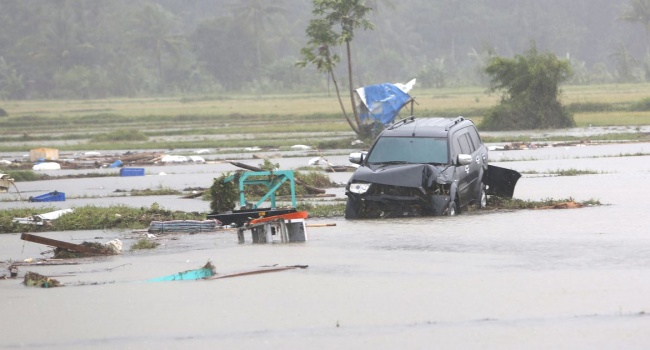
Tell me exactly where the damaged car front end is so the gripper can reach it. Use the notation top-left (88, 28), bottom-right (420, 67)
top-left (344, 117), bottom-right (521, 219)
top-left (346, 161), bottom-right (459, 217)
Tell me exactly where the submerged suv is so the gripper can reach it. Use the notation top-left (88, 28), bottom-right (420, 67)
top-left (345, 116), bottom-right (520, 219)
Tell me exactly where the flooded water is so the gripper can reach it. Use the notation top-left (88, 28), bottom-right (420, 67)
top-left (2, 142), bottom-right (650, 349)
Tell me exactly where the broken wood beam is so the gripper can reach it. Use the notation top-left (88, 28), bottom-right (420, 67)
top-left (208, 265), bottom-right (308, 280)
top-left (20, 233), bottom-right (116, 256)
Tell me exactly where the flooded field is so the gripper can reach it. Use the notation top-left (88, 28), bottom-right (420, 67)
top-left (2, 141), bottom-right (650, 349)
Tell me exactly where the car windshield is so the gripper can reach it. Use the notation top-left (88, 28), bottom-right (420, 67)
top-left (367, 137), bottom-right (448, 164)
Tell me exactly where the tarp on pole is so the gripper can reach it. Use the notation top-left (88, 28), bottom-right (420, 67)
top-left (355, 78), bottom-right (416, 125)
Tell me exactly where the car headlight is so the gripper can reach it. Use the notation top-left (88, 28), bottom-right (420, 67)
top-left (349, 183), bottom-right (370, 194)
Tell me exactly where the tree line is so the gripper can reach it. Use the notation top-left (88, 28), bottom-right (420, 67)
top-left (0, 0), bottom-right (647, 100)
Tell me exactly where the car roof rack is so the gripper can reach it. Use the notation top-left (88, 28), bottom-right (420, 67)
top-left (388, 116), bottom-right (415, 130)
top-left (444, 116), bottom-right (465, 131)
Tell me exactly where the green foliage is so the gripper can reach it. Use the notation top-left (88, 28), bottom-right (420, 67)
top-left (91, 129), bottom-right (148, 143)
top-left (2, 170), bottom-right (41, 182)
top-left (258, 159), bottom-right (279, 171)
top-left (298, 0), bottom-right (374, 140)
top-left (630, 97), bottom-right (650, 111)
top-left (209, 173), bottom-right (239, 213)
top-left (130, 188), bottom-right (181, 196)
top-left (0, 207), bottom-right (55, 234)
top-left (130, 238), bottom-right (159, 250)
top-left (294, 170), bottom-right (337, 189)
top-left (481, 44), bottom-right (575, 130)
top-left (51, 203), bottom-right (204, 232)
top-left (297, 202), bottom-right (346, 217)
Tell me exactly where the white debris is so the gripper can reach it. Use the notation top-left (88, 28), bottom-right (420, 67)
top-left (308, 156), bottom-right (333, 166)
top-left (189, 156), bottom-right (205, 164)
top-left (84, 151), bottom-right (101, 156)
top-left (291, 145), bottom-right (311, 150)
top-left (160, 155), bottom-right (188, 163)
top-left (12, 208), bottom-right (74, 225)
top-left (105, 239), bottom-right (123, 254)
top-left (351, 140), bottom-right (364, 146)
top-left (32, 162), bottom-right (61, 171)
top-left (195, 149), bottom-right (211, 154)
top-left (244, 147), bottom-right (262, 152)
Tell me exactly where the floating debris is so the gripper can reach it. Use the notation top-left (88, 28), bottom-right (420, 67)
top-left (0, 173), bottom-right (15, 192)
top-left (536, 201), bottom-right (584, 209)
top-left (20, 233), bottom-right (121, 258)
top-left (12, 208), bottom-right (73, 225)
top-left (147, 261), bottom-right (216, 282)
top-left (28, 190), bottom-right (66, 202)
top-left (147, 219), bottom-right (221, 234)
top-left (148, 261), bottom-right (308, 282)
top-left (23, 271), bottom-right (61, 288)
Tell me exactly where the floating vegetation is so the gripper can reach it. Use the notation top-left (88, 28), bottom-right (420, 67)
top-left (23, 271), bottom-right (61, 288)
top-left (129, 188), bottom-right (181, 196)
top-left (130, 238), bottom-right (159, 251)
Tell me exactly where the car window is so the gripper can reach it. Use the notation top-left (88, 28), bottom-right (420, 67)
top-left (456, 133), bottom-right (473, 154)
top-left (368, 136), bottom-right (449, 164)
top-left (468, 127), bottom-right (482, 150)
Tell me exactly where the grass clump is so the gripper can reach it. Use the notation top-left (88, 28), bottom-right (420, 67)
top-left (297, 202), bottom-right (346, 217)
top-left (520, 168), bottom-right (603, 176)
top-left (1, 170), bottom-right (41, 182)
top-left (130, 188), bottom-right (181, 196)
top-left (486, 197), bottom-right (601, 210)
top-left (130, 238), bottom-right (159, 251)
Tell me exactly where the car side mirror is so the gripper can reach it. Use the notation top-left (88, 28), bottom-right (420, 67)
top-left (349, 152), bottom-right (367, 165)
top-left (457, 154), bottom-right (472, 165)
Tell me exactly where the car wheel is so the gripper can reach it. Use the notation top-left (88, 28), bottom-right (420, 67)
top-left (447, 201), bottom-right (457, 216)
top-left (476, 182), bottom-right (487, 209)
top-left (345, 197), bottom-right (362, 219)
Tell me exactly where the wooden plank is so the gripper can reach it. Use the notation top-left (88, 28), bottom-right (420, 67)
top-left (20, 233), bottom-right (114, 255)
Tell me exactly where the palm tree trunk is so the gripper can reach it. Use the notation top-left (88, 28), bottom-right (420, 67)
top-left (330, 70), bottom-right (360, 134)
top-left (346, 40), bottom-right (364, 135)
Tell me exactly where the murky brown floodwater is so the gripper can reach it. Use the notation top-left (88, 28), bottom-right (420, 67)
top-left (2, 142), bottom-right (650, 349)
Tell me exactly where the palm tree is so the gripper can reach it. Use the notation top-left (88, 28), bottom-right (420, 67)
top-left (299, 0), bottom-right (374, 140)
top-left (230, 0), bottom-right (287, 71)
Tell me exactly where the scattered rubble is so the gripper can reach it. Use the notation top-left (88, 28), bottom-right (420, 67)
top-left (13, 208), bottom-right (73, 225)
top-left (148, 261), bottom-right (216, 282)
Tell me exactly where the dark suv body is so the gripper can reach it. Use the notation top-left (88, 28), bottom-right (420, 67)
top-left (345, 116), bottom-right (520, 219)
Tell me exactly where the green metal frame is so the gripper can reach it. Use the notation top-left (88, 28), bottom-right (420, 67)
top-left (223, 170), bottom-right (296, 209)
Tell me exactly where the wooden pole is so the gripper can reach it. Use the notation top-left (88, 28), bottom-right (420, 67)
top-left (20, 233), bottom-right (115, 255)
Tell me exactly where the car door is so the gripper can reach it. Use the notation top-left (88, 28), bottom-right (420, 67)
top-left (453, 129), bottom-right (480, 206)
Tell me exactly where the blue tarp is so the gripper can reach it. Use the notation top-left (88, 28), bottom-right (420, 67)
top-left (357, 82), bottom-right (413, 125)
